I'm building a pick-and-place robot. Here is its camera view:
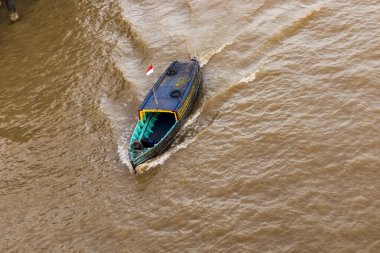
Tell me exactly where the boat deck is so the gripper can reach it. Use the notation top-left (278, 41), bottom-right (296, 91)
top-left (140, 61), bottom-right (196, 112)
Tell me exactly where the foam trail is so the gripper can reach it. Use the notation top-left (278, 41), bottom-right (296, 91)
top-left (183, 109), bottom-right (202, 128)
top-left (117, 1), bottom-right (151, 60)
top-left (239, 69), bottom-right (260, 84)
top-left (100, 95), bottom-right (135, 174)
top-left (266, 6), bottom-right (323, 45)
top-left (198, 42), bottom-right (232, 67)
top-left (117, 134), bottom-right (134, 173)
top-left (135, 133), bottom-right (198, 175)
top-left (129, 67), bottom-right (260, 175)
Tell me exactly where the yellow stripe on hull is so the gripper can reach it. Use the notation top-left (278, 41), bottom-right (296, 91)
top-left (139, 109), bottom-right (178, 121)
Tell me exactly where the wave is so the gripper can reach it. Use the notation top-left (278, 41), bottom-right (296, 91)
top-left (266, 6), bottom-right (323, 45)
top-left (134, 133), bottom-right (197, 175)
top-left (192, 1), bottom-right (280, 68)
top-left (119, 64), bottom-right (261, 175)
top-left (197, 42), bottom-right (233, 67)
top-left (239, 69), bottom-right (260, 84)
top-left (197, 2), bottom-right (325, 69)
top-left (180, 0), bottom-right (194, 13)
top-left (115, 2), bottom-right (151, 61)
top-left (201, 68), bottom-right (261, 113)
top-left (117, 134), bottom-right (135, 173)
top-left (133, 67), bottom-right (261, 175)
top-left (112, 1), bottom-right (324, 174)
top-left (100, 93), bottom-right (137, 173)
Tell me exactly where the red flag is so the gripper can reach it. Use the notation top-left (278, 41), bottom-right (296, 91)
top-left (146, 65), bottom-right (154, 76)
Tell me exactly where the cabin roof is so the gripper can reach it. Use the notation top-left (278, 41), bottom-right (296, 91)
top-left (139, 60), bottom-right (197, 112)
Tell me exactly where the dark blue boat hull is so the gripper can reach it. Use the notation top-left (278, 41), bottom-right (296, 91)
top-left (129, 59), bottom-right (203, 170)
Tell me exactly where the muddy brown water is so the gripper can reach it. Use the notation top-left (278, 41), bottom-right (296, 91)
top-left (1, 0), bottom-right (380, 252)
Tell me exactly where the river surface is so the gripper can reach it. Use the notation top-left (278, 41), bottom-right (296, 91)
top-left (1, 0), bottom-right (380, 252)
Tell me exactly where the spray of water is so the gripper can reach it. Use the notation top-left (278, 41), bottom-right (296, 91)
top-left (117, 134), bottom-right (134, 173)
top-left (239, 69), bottom-right (260, 84)
top-left (197, 42), bottom-right (233, 67)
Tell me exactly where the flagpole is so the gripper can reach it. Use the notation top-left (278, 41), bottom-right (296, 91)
top-left (146, 64), bottom-right (159, 107)
top-left (153, 82), bottom-right (159, 107)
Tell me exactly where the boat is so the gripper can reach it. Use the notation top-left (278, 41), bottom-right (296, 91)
top-left (129, 58), bottom-right (203, 170)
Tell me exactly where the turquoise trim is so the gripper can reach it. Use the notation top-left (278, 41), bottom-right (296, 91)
top-left (130, 113), bottom-right (158, 145)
